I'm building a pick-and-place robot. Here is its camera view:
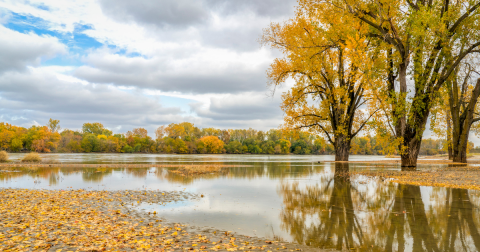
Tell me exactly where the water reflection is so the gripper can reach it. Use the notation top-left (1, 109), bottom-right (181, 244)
top-left (279, 163), bottom-right (375, 250)
top-left (82, 167), bottom-right (113, 182)
top-left (441, 188), bottom-right (480, 251)
top-left (3, 161), bottom-right (480, 251)
top-left (279, 163), bottom-right (480, 251)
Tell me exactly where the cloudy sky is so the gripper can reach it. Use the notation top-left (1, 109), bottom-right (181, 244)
top-left (0, 0), bottom-right (297, 135)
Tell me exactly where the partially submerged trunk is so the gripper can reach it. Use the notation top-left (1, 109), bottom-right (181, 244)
top-left (400, 140), bottom-right (421, 168)
top-left (449, 78), bottom-right (480, 163)
top-left (334, 135), bottom-right (351, 161)
top-left (452, 139), bottom-right (469, 163)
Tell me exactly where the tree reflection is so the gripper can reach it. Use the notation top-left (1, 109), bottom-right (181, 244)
top-left (441, 188), bottom-right (480, 251)
top-left (279, 163), bottom-right (370, 250)
top-left (279, 163), bottom-right (480, 251)
top-left (157, 162), bottom-right (325, 185)
top-left (387, 184), bottom-right (439, 252)
top-left (82, 167), bottom-right (112, 182)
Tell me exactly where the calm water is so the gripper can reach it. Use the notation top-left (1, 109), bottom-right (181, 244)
top-left (1, 154), bottom-right (477, 251)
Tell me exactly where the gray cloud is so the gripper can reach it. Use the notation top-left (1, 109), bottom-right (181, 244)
top-left (207, 0), bottom-right (297, 18)
top-left (0, 26), bottom-right (66, 73)
top-left (98, 0), bottom-right (296, 51)
top-left (73, 51), bottom-right (269, 94)
top-left (191, 92), bottom-right (283, 121)
top-left (99, 0), bottom-right (295, 29)
top-left (0, 69), bottom-right (187, 133)
top-left (99, 0), bottom-right (210, 28)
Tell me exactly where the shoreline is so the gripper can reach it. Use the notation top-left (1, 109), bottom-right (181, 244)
top-left (0, 163), bottom-right (250, 168)
top-left (323, 159), bottom-right (480, 165)
top-left (351, 165), bottom-right (480, 191)
top-left (0, 188), bottom-right (317, 251)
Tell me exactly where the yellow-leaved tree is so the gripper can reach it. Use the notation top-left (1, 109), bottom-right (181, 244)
top-left (261, 1), bottom-right (379, 161)
top-left (198, 136), bottom-right (224, 154)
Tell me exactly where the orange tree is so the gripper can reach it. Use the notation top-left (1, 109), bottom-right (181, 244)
top-left (198, 136), bottom-right (224, 154)
top-left (261, 1), bottom-right (379, 161)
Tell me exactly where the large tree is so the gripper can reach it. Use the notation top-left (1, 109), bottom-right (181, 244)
top-left (432, 62), bottom-right (480, 163)
top-left (261, 2), bottom-right (378, 161)
top-left (319, 0), bottom-right (480, 166)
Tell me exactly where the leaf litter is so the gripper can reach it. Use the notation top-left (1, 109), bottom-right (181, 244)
top-left (0, 189), bottom-right (313, 251)
top-left (353, 165), bottom-right (480, 190)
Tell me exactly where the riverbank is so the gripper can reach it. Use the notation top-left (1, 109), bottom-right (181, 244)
top-left (0, 189), bottom-right (315, 251)
top-left (353, 165), bottom-right (480, 191)
top-left (325, 158), bottom-right (479, 165)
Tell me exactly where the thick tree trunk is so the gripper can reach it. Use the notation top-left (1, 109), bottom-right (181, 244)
top-left (397, 63), bottom-right (421, 168)
top-left (453, 141), bottom-right (468, 163)
top-left (334, 136), bottom-right (350, 161)
top-left (400, 138), bottom-right (421, 168)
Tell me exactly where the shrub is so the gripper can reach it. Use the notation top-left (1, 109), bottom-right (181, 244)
top-left (0, 151), bottom-right (9, 162)
top-left (22, 152), bottom-right (42, 163)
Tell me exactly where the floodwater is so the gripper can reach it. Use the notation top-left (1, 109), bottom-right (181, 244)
top-left (1, 154), bottom-right (478, 251)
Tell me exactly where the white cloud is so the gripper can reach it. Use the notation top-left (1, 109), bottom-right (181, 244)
top-left (0, 25), bottom-right (66, 72)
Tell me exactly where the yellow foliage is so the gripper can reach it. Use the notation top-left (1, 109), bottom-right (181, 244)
top-left (22, 152), bottom-right (42, 163)
top-left (97, 134), bottom-right (107, 140)
top-left (261, 2), bottom-right (378, 157)
top-left (199, 136), bottom-right (224, 154)
top-left (0, 151), bottom-right (8, 162)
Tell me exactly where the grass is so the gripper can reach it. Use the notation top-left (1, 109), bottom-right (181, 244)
top-left (169, 165), bottom-right (224, 176)
top-left (21, 152), bottom-right (42, 163)
top-left (0, 151), bottom-right (8, 162)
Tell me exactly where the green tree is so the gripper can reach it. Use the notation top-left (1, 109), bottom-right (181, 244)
top-left (226, 141), bottom-right (243, 154)
top-left (82, 123), bottom-right (105, 135)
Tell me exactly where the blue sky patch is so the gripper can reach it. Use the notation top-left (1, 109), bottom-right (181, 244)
top-left (5, 12), bottom-right (104, 58)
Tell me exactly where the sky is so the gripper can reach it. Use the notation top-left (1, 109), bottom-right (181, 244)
top-left (1, 0), bottom-right (479, 146)
top-left (0, 0), bottom-right (298, 135)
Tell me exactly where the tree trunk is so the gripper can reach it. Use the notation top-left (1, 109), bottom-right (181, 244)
top-left (400, 138), bottom-right (421, 168)
top-left (334, 136), bottom-right (350, 161)
top-left (446, 110), bottom-right (453, 160)
top-left (397, 63), bottom-right (419, 168)
top-left (450, 78), bottom-right (480, 163)
top-left (397, 63), bottom-right (408, 140)
top-left (453, 141), bottom-right (468, 163)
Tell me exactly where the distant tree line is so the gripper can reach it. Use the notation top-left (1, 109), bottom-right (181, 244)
top-left (0, 120), bottom-right (467, 155)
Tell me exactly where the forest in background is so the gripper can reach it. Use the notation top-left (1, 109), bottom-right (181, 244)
top-left (0, 120), bottom-right (469, 156)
